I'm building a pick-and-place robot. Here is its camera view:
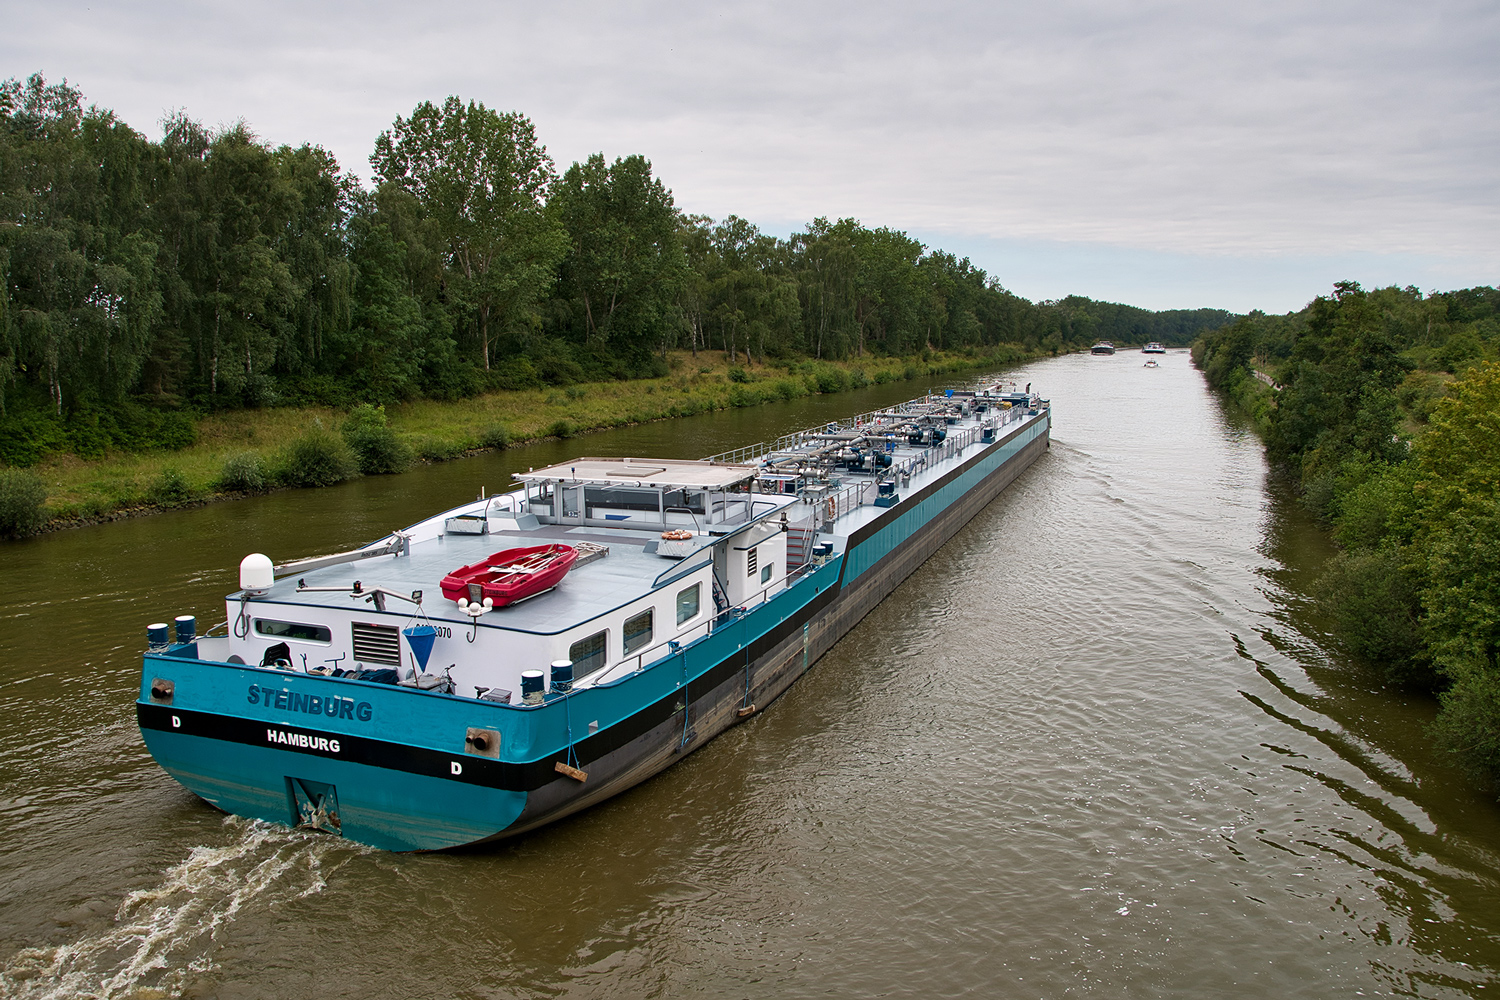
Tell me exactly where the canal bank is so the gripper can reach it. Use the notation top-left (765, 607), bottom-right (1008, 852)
top-left (12, 349), bottom-right (1032, 533)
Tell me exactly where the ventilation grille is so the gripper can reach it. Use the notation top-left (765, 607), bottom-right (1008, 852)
top-left (352, 622), bottom-right (401, 666)
top-left (747, 547), bottom-right (758, 576)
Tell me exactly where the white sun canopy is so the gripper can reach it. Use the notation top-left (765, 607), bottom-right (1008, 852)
top-left (515, 457), bottom-right (758, 491)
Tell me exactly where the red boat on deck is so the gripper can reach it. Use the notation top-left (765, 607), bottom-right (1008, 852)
top-left (439, 544), bottom-right (579, 606)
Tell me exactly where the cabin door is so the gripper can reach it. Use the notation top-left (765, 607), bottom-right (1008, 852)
top-left (561, 485), bottom-right (585, 523)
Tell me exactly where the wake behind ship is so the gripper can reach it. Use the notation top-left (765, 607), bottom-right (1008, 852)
top-left (137, 385), bottom-right (1051, 850)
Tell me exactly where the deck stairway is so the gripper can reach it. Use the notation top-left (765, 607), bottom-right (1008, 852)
top-left (784, 518), bottom-right (816, 573)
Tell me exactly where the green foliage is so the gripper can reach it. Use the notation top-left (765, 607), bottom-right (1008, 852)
top-left (411, 435), bottom-right (465, 461)
top-left (1410, 365), bottom-right (1500, 681)
top-left (1331, 461), bottom-right (1418, 550)
top-left (728, 384), bottom-right (774, 408)
top-left (547, 419), bottom-right (576, 439)
top-left (551, 153), bottom-right (687, 354)
top-left (149, 467), bottom-right (196, 506)
top-left (0, 468), bottom-right (47, 537)
top-left (1201, 285), bottom-right (1500, 775)
top-left (1312, 549), bottom-right (1430, 687)
top-left (479, 424), bottom-right (510, 450)
top-left (0, 409), bottom-right (68, 466)
top-left (276, 424), bottom-right (358, 487)
top-left (1297, 361), bottom-right (1500, 776)
top-left (727, 366), bottom-right (751, 383)
top-left (372, 96), bottom-right (566, 372)
top-left (341, 403), bottom-right (413, 474)
top-left (216, 451), bottom-right (268, 492)
top-left (1431, 673), bottom-right (1500, 777)
top-left (773, 378), bottom-right (807, 400)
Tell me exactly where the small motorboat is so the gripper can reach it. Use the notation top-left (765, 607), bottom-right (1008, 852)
top-left (440, 544), bottom-right (578, 606)
top-left (1143, 360), bottom-right (1160, 368)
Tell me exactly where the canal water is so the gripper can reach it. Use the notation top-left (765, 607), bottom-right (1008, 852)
top-left (3, 353), bottom-right (1498, 998)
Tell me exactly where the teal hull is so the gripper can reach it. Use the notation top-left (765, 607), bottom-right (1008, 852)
top-left (137, 411), bottom-right (1050, 850)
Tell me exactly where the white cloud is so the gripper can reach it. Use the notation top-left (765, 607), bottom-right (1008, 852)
top-left (3, 0), bottom-right (1496, 310)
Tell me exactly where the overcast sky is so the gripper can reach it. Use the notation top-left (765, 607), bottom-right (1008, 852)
top-left (5, 0), bottom-right (1497, 313)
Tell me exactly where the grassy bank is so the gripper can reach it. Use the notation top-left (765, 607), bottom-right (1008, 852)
top-left (16, 348), bottom-right (1032, 532)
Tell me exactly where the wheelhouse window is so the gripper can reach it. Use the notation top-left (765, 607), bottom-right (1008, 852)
top-left (255, 619), bottom-right (332, 644)
top-left (569, 631), bottom-right (608, 678)
top-left (663, 489), bottom-right (706, 515)
top-left (623, 609), bottom-right (654, 654)
top-left (676, 584), bottom-right (700, 625)
top-left (584, 487), bottom-right (660, 513)
top-left (761, 564), bottom-right (773, 585)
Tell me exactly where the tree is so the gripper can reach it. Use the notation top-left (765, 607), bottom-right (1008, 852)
top-left (371, 98), bottom-right (565, 370)
top-left (550, 153), bottom-right (686, 355)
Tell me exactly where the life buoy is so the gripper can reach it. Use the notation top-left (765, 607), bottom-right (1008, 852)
top-left (825, 498), bottom-right (836, 520)
top-left (660, 529), bottom-right (693, 541)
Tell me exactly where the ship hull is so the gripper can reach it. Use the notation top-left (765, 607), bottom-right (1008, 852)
top-left (138, 412), bottom-right (1049, 850)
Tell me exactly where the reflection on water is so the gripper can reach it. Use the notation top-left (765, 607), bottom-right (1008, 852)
top-left (3, 354), bottom-right (1500, 998)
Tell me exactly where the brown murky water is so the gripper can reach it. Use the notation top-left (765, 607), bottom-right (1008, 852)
top-left (3, 354), bottom-right (1498, 999)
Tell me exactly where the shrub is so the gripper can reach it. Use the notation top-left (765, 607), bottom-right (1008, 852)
top-left (152, 411), bottom-right (198, 451)
top-left (216, 451), bottom-right (268, 493)
top-left (277, 424), bottom-right (359, 488)
top-left (565, 385), bottom-right (587, 400)
top-left (1433, 672), bottom-right (1500, 777)
top-left (849, 368), bottom-right (870, 388)
top-left (727, 366), bottom-right (751, 384)
top-left (547, 419), bottom-right (576, 439)
top-left (0, 411), bottom-right (67, 467)
top-left (342, 404), bottom-right (413, 475)
top-left (774, 379), bottom-right (807, 400)
top-left (0, 468), bottom-right (48, 537)
top-left (1312, 548), bottom-right (1431, 687)
top-left (411, 436), bottom-right (465, 461)
top-left (149, 468), bottom-right (197, 506)
top-left (811, 365), bottom-right (849, 394)
top-left (480, 425), bottom-right (510, 450)
top-left (727, 385), bottom-right (758, 408)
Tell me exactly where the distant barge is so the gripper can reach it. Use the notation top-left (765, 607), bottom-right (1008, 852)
top-left (137, 385), bottom-right (1051, 850)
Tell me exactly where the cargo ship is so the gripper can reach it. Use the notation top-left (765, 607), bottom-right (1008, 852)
top-left (137, 385), bottom-right (1051, 850)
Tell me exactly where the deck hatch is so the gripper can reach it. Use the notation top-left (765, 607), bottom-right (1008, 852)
top-left (351, 621), bottom-right (401, 666)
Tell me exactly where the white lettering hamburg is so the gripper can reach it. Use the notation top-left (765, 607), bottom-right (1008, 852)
top-left (267, 728), bottom-right (341, 753)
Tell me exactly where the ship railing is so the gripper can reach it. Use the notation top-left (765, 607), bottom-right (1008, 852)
top-left (708, 573), bottom-right (800, 629)
top-left (812, 418), bottom-right (999, 526)
top-left (705, 395), bottom-right (944, 465)
top-left (591, 617), bottom-right (718, 686)
top-left (591, 567), bottom-right (798, 686)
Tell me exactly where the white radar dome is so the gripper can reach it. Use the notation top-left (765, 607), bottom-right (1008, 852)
top-left (239, 553), bottom-right (274, 594)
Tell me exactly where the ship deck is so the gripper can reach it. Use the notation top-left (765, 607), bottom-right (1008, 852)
top-left (264, 525), bottom-right (697, 634)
